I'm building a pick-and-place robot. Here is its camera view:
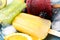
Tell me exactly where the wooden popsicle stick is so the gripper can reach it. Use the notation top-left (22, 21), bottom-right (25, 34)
top-left (49, 29), bottom-right (60, 37)
top-left (53, 4), bottom-right (60, 8)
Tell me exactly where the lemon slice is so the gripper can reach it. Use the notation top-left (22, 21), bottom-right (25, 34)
top-left (0, 0), bottom-right (6, 9)
top-left (4, 33), bottom-right (32, 40)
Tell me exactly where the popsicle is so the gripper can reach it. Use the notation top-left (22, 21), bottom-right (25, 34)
top-left (12, 13), bottom-right (60, 39)
top-left (26, 0), bottom-right (60, 18)
top-left (0, 0), bottom-right (26, 26)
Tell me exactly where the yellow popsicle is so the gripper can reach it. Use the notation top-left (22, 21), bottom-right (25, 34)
top-left (12, 13), bottom-right (51, 39)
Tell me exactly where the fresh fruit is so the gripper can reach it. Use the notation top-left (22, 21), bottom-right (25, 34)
top-left (0, 0), bottom-right (6, 9)
top-left (4, 33), bottom-right (32, 40)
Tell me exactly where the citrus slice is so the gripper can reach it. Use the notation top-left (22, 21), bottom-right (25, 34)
top-left (0, 0), bottom-right (6, 9)
top-left (4, 33), bottom-right (32, 40)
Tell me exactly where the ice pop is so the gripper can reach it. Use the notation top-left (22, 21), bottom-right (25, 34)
top-left (0, 0), bottom-right (26, 26)
top-left (26, 0), bottom-right (60, 19)
top-left (12, 13), bottom-right (60, 39)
